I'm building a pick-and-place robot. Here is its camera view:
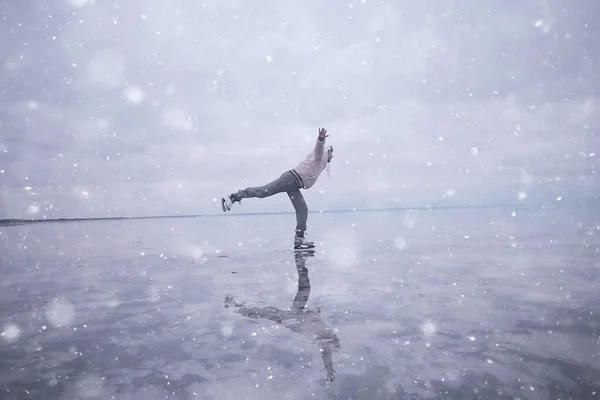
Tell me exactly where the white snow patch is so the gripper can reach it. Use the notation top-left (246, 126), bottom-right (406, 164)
top-left (107, 299), bottom-right (120, 308)
top-left (28, 204), bottom-right (40, 215)
top-left (66, 0), bottom-right (93, 8)
top-left (421, 321), bottom-right (436, 337)
top-left (221, 323), bottom-right (234, 338)
top-left (73, 188), bottom-right (90, 200)
top-left (534, 20), bottom-right (552, 34)
top-left (27, 101), bottom-right (39, 109)
top-left (265, 55), bottom-right (273, 63)
top-left (45, 299), bottom-right (76, 328)
top-left (394, 237), bottom-right (407, 251)
top-left (445, 189), bottom-right (455, 197)
top-left (190, 246), bottom-right (203, 259)
top-left (518, 192), bottom-right (527, 201)
top-left (470, 147), bottom-right (478, 156)
top-left (1, 324), bottom-right (21, 343)
top-left (123, 86), bottom-right (145, 103)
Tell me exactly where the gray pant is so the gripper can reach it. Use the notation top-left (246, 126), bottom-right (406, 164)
top-left (235, 171), bottom-right (308, 236)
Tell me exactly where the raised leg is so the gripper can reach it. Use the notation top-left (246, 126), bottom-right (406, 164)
top-left (235, 171), bottom-right (299, 200)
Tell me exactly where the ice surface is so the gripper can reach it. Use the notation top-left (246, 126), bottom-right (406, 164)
top-left (0, 208), bottom-right (599, 399)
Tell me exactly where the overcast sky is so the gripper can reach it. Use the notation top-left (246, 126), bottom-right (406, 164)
top-left (1, 0), bottom-right (598, 219)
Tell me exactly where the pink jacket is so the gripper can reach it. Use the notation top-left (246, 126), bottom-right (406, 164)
top-left (291, 137), bottom-right (328, 189)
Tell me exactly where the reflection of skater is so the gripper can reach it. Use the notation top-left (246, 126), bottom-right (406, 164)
top-left (221, 128), bottom-right (334, 249)
top-left (225, 251), bottom-right (340, 381)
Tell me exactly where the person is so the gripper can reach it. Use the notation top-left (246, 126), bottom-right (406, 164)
top-left (221, 128), bottom-right (334, 249)
top-left (224, 250), bottom-right (340, 381)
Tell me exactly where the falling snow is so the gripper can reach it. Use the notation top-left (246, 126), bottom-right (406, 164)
top-left (421, 321), bottom-right (436, 337)
top-left (27, 204), bottom-right (40, 215)
top-left (1, 324), bottom-right (21, 343)
top-left (45, 299), bottom-right (76, 328)
top-left (123, 86), bottom-right (145, 103)
top-left (0, 1), bottom-right (598, 397)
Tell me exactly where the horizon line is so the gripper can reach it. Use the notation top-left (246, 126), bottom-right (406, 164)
top-left (0, 203), bottom-right (579, 226)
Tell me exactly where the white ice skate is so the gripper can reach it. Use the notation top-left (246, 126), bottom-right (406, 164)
top-left (221, 196), bottom-right (232, 212)
top-left (221, 194), bottom-right (241, 212)
top-left (294, 235), bottom-right (315, 250)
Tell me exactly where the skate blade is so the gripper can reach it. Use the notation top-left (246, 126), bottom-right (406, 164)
top-left (294, 244), bottom-right (315, 250)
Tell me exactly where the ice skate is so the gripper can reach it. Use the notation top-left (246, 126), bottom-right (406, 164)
top-left (221, 194), bottom-right (241, 212)
top-left (294, 234), bottom-right (315, 250)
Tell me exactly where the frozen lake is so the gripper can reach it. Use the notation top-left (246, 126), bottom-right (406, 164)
top-left (1, 207), bottom-right (599, 399)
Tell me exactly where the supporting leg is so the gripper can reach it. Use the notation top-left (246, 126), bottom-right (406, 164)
top-left (291, 260), bottom-right (310, 312)
top-left (287, 189), bottom-right (308, 237)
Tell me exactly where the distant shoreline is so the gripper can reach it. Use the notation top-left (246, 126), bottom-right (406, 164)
top-left (0, 203), bottom-right (572, 226)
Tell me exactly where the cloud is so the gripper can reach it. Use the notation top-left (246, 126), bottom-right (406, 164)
top-left (0, 0), bottom-right (598, 219)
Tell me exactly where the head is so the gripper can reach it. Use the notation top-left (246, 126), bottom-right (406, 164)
top-left (327, 146), bottom-right (334, 163)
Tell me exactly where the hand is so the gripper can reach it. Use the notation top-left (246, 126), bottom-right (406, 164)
top-left (327, 146), bottom-right (334, 163)
top-left (318, 128), bottom-right (328, 139)
top-left (326, 367), bottom-right (337, 382)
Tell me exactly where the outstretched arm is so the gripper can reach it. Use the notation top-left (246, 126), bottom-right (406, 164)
top-left (313, 128), bottom-right (328, 159)
top-left (320, 345), bottom-right (337, 381)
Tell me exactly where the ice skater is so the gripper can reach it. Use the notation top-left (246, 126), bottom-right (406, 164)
top-left (221, 128), bottom-right (334, 249)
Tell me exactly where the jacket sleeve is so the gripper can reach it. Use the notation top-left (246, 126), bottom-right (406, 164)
top-left (313, 136), bottom-right (326, 160)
